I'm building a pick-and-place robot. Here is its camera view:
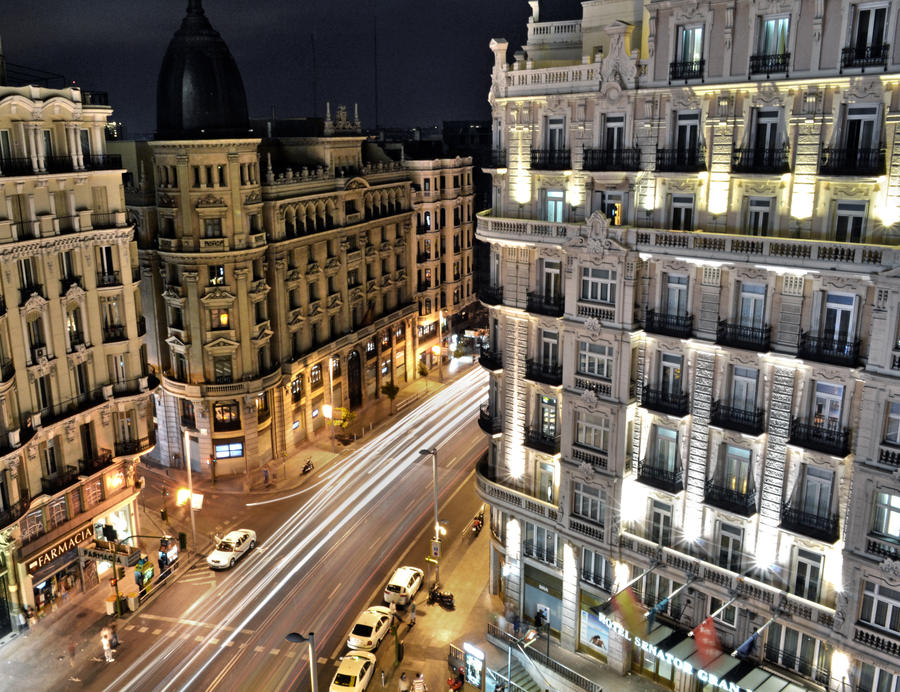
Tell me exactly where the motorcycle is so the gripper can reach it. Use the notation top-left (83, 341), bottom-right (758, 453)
top-left (471, 506), bottom-right (485, 536)
top-left (447, 666), bottom-right (465, 691)
top-left (302, 457), bottom-right (314, 474)
top-left (427, 583), bottom-right (455, 610)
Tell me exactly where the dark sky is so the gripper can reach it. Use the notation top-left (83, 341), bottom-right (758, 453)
top-left (0, 0), bottom-right (584, 136)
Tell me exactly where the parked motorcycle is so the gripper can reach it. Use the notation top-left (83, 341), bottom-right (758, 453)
top-left (471, 506), bottom-right (485, 536)
top-left (427, 583), bottom-right (455, 609)
top-left (302, 457), bottom-right (314, 474)
top-left (447, 666), bottom-right (465, 691)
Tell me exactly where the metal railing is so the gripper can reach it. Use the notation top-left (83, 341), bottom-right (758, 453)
top-left (84, 154), bottom-right (123, 170)
top-left (820, 147), bottom-right (885, 176)
top-left (780, 503), bottom-right (840, 543)
top-left (571, 445), bottom-right (608, 470)
top-left (645, 309), bottom-right (693, 338)
top-left (478, 284), bottom-right (503, 306)
top-left (96, 271), bottom-right (121, 287)
top-left (641, 386), bottom-right (690, 416)
top-left (41, 466), bottom-right (80, 496)
top-left (0, 156), bottom-right (36, 176)
top-left (669, 59), bottom-right (704, 82)
top-left (530, 149), bottom-right (571, 170)
top-left (716, 320), bottom-right (771, 351)
top-left (103, 324), bottom-right (127, 342)
top-left (582, 147), bottom-right (641, 171)
top-left (525, 359), bottom-right (562, 386)
top-left (841, 43), bottom-right (889, 70)
top-left (523, 539), bottom-right (561, 567)
top-left (20, 283), bottom-right (43, 305)
top-left (487, 149), bottom-right (507, 167)
top-left (524, 426), bottom-right (560, 455)
top-left (526, 291), bottom-right (564, 317)
top-left (710, 400), bottom-right (765, 436)
top-left (478, 346), bottom-right (502, 371)
top-left (114, 434), bottom-right (155, 458)
top-left (478, 404), bottom-right (502, 435)
top-left (656, 146), bottom-right (706, 172)
top-left (704, 479), bottom-right (757, 516)
top-left (789, 418), bottom-right (852, 457)
top-left (798, 331), bottom-right (861, 367)
top-left (731, 147), bottom-right (790, 174)
top-left (749, 52), bottom-right (790, 76)
top-left (637, 459), bottom-right (683, 493)
top-left (763, 645), bottom-right (830, 685)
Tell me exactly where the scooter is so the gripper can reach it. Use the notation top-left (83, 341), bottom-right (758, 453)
top-left (427, 583), bottom-right (455, 609)
top-left (302, 457), bottom-right (314, 474)
top-left (447, 667), bottom-right (465, 691)
top-left (471, 507), bottom-right (485, 536)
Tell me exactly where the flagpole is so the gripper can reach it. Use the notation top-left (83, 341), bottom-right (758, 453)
top-left (612, 561), bottom-right (661, 598)
top-left (643, 578), bottom-right (695, 619)
top-left (731, 615), bottom-right (777, 657)
top-left (687, 595), bottom-right (739, 636)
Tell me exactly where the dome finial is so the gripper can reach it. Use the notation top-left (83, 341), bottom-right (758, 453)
top-left (187, 0), bottom-right (204, 15)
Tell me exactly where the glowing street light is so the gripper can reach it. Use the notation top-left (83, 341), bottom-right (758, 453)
top-left (418, 447), bottom-right (440, 584)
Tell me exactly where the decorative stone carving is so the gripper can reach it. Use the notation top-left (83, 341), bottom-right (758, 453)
top-left (880, 559), bottom-right (900, 584)
top-left (583, 317), bottom-right (601, 332)
top-left (580, 388), bottom-right (599, 406)
top-left (196, 194), bottom-right (226, 208)
top-left (64, 420), bottom-right (77, 442)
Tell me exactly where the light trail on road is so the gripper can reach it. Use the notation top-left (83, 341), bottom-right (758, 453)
top-left (105, 367), bottom-right (487, 692)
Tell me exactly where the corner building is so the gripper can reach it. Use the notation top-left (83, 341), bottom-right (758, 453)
top-left (477, 1), bottom-right (900, 690)
top-left (128, 1), bottom-right (417, 477)
top-left (0, 84), bottom-right (152, 635)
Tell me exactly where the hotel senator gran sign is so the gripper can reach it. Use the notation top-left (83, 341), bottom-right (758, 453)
top-left (26, 524), bottom-right (94, 574)
top-left (594, 612), bottom-right (751, 692)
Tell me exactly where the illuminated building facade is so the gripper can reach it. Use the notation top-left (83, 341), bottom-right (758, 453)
top-left (0, 83), bottom-right (152, 635)
top-left (477, 1), bottom-right (900, 689)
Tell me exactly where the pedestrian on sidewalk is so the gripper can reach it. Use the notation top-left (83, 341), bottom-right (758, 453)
top-left (389, 600), bottom-right (397, 622)
top-left (67, 639), bottom-right (77, 667)
top-left (398, 672), bottom-right (410, 692)
top-left (263, 466), bottom-right (270, 485)
top-left (100, 630), bottom-right (114, 663)
top-left (412, 672), bottom-right (427, 691)
top-left (409, 602), bottom-right (416, 626)
top-left (110, 622), bottom-right (119, 649)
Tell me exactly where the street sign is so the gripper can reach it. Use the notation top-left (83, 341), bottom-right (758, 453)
top-left (430, 539), bottom-right (441, 559)
top-left (424, 557), bottom-right (438, 564)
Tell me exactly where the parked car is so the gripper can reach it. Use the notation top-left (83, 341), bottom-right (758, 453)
top-left (329, 651), bottom-right (376, 692)
top-left (347, 606), bottom-right (392, 651)
top-left (206, 529), bottom-right (256, 569)
top-left (383, 565), bottom-right (424, 605)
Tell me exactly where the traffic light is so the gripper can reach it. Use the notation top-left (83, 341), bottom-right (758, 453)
top-left (178, 532), bottom-right (187, 550)
top-left (160, 507), bottom-right (168, 523)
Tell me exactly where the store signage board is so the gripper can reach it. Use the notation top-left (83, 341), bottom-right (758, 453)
top-left (80, 548), bottom-right (142, 567)
top-left (593, 612), bottom-right (751, 692)
top-left (27, 525), bottom-right (94, 574)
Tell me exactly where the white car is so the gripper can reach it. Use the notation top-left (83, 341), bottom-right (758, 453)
top-left (383, 565), bottom-right (424, 605)
top-left (329, 651), bottom-right (376, 692)
top-left (206, 529), bottom-right (256, 569)
top-left (347, 606), bottom-right (392, 651)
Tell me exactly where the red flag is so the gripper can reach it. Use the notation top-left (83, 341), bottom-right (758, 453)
top-left (612, 587), bottom-right (645, 637)
top-left (693, 617), bottom-right (721, 668)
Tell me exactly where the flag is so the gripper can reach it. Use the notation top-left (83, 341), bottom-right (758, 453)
top-left (693, 617), bottom-right (721, 667)
top-left (612, 587), bottom-right (645, 637)
top-left (735, 631), bottom-right (759, 658)
top-left (646, 597), bottom-right (668, 635)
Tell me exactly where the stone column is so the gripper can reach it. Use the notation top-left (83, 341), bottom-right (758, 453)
top-left (182, 271), bottom-right (202, 377)
top-left (233, 267), bottom-right (252, 374)
top-left (74, 124), bottom-right (85, 169)
top-left (559, 540), bottom-right (581, 651)
top-left (65, 124), bottom-right (78, 170)
top-left (26, 124), bottom-right (40, 172)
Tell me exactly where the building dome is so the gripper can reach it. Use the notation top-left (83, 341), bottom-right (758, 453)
top-left (156, 0), bottom-right (249, 139)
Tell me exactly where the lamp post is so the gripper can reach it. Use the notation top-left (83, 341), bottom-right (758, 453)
top-left (437, 309), bottom-right (444, 382)
top-left (182, 428), bottom-right (197, 552)
top-left (418, 447), bottom-right (440, 584)
top-left (285, 631), bottom-right (318, 692)
top-left (325, 357), bottom-right (336, 452)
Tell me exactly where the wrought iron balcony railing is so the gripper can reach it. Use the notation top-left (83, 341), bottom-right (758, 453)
top-left (790, 418), bottom-right (852, 457)
top-left (478, 404), bottom-right (502, 435)
top-left (478, 284), bottom-right (503, 306)
top-left (487, 149), bottom-right (507, 168)
top-left (526, 291), bottom-right (564, 317)
top-left (523, 539), bottom-right (561, 567)
top-left (716, 320), bottom-right (771, 351)
top-left (705, 479), bottom-right (757, 516)
top-left (102, 324), bottom-right (127, 342)
top-left (83, 154), bottom-right (123, 170)
top-left (114, 434), bottom-right (155, 457)
top-left (530, 149), bottom-right (571, 170)
top-left (780, 503), bottom-right (840, 543)
top-left (524, 426), bottom-right (560, 455)
top-left (525, 359), bottom-right (563, 386)
top-left (41, 466), bottom-right (80, 496)
top-left (645, 310), bottom-right (693, 338)
top-left (478, 346), bottom-right (502, 371)
top-left (641, 386), bottom-right (690, 417)
top-left (96, 271), bottom-right (121, 287)
top-left (710, 400), bottom-right (766, 436)
top-left (841, 44), bottom-right (890, 71)
top-left (820, 147), bottom-right (885, 176)
top-left (749, 52), bottom-right (790, 76)
top-left (731, 147), bottom-right (790, 174)
top-left (582, 147), bottom-right (641, 172)
top-left (0, 156), bottom-right (36, 176)
top-left (656, 146), bottom-right (706, 172)
top-left (637, 459), bottom-right (683, 494)
top-left (669, 59), bottom-right (704, 82)
top-left (798, 331), bottom-right (861, 367)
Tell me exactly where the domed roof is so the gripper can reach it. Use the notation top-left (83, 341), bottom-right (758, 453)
top-left (156, 0), bottom-right (250, 139)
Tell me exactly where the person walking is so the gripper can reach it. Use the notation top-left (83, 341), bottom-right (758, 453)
top-left (412, 672), bottom-right (427, 692)
top-left (67, 640), bottom-right (77, 668)
top-left (389, 600), bottom-right (397, 623)
top-left (409, 602), bottom-right (416, 626)
top-left (398, 672), bottom-right (411, 692)
top-left (263, 467), bottom-right (270, 485)
top-left (110, 622), bottom-right (119, 649)
top-left (100, 630), bottom-right (114, 663)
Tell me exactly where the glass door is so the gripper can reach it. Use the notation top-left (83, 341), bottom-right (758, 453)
top-left (678, 26), bottom-right (703, 63)
top-left (801, 466), bottom-right (833, 519)
top-left (812, 382), bottom-right (843, 429)
top-left (822, 293), bottom-right (855, 341)
top-left (654, 428), bottom-right (678, 471)
top-left (739, 284), bottom-right (766, 328)
top-left (545, 190), bottom-right (564, 222)
top-left (540, 395), bottom-right (557, 437)
top-left (660, 354), bottom-right (683, 395)
top-left (541, 330), bottom-right (558, 366)
top-left (538, 462), bottom-right (555, 503)
top-left (731, 367), bottom-right (758, 411)
top-left (665, 275), bottom-right (688, 315)
top-left (723, 446), bottom-right (751, 493)
top-left (542, 261), bottom-right (561, 300)
top-left (650, 500), bottom-right (673, 545)
top-left (759, 16), bottom-right (789, 55)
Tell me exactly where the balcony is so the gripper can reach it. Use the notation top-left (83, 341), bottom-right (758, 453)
top-left (570, 517), bottom-right (604, 544)
top-left (417, 281), bottom-right (433, 293)
top-left (524, 426), bottom-right (560, 455)
top-left (523, 539), bottom-right (562, 568)
top-left (530, 149), bottom-right (571, 170)
top-left (710, 401), bottom-right (766, 436)
top-left (80, 449), bottom-right (113, 475)
top-left (879, 444), bottom-right (900, 468)
top-left (790, 418), bottom-right (852, 457)
top-left (478, 284), bottom-right (503, 306)
top-left (780, 503), bottom-right (840, 543)
top-left (103, 324), bottom-right (127, 342)
top-left (20, 283), bottom-right (43, 305)
top-left (582, 569), bottom-right (613, 592)
top-left (866, 535), bottom-right (900, 561)
top-left (526, 291), bottom-right (564, 317)
top-left (570, 445), bottom-right (608, 470)
top-left (478, 346), bottom-right (502, 371)
top-left (574, 375), bottom-right (611, 399)
top-left (83, 154), bottom-right (123, 170)
top-left (525, 359), bottom-right (563, 386)
top-left (731, 147), bottom-right (790, 174)
top-left (487, 149), bottom-right (507, 168)
top-left (704, 479), bottom-right (757, 516)
top-left (45, 155), bottom-right (76, 173)
top-left (475, 455), bottom-right (559, 524)
top-left (114, 435), bottom-right (155, 457)
top-left (798, 332), bottom-right (861, 367)
top-left (478, 404), bottom-right (502, 435)
top-left (582, 148), bottom-right (641, 172)
top-left (214, 418), bottom-right (242, 432)
top-left (749, 52), bottom-right (790, 76)
top-left (656, 146), bottom-right (706, 172)
top-left (820, 147), bottom-right (885, 176)
top-left (0, 496), bottom-right (30, 530)
top-left (716, 321), bottom-right (771, 352)
top-left (644, 310), bottom-right (693, 338)
top-left (841, 44), bottom-right (890, 71)
top-left (669, 59), bottom-right (704, 82)
top-left (40, 466), bottom-right (80, 496)
top-left (854, 626), bottom-right (900, 658)
top-left (68, 331), bottom-right (86, 349)
top-left (641, 386), bottom-right (690, 417)
top-left (0, 156), bottom-right (36, 176)
top-left (0, 360), bottom-right (14, 382)
top-left (96, 271), bottom-right (121, 287)
top-left (637, 459), bottom-right (683, 494)
top-left (416, 252), bottom-right (431, 263)
top-left (59, 275), bottom-right (82, 295)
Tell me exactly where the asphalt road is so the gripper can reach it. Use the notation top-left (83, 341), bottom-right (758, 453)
top-left (77, 367), bottom-right (488, 691)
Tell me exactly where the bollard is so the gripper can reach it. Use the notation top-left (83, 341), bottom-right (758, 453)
top-left (381, 669), bottom-right (386, 688)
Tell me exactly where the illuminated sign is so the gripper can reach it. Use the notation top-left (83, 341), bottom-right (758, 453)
top-left (27, 525), bottom-right (94, 574)
top-left (462, 642), bottom-right (484, 687)
top-left (593, 612), bottom-right (749, 692)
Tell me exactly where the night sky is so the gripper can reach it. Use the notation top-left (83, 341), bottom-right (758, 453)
top-left (1, 0), bottom-right (577, 136)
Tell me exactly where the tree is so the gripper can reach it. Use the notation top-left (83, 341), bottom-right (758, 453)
top-left (339, 408), bottom-right (356, 429)
top-left (381, 382), bottom-right (400, 414)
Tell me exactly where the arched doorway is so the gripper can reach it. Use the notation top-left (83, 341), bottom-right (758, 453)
top-left (348, 350), bottom-right (362, 409)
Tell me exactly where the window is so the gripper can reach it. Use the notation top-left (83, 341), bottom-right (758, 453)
top-left (541, 260), bottom-right (562, 299)
top-left (310, 364), bottom-right (323, 388)
top-left (213, 401), bottom-right (240, 431)
top-left (737, 283), bottom-right (766, 328)
top-left (675, 113), bottom-right (700, 154)
top-left (860, 581), bottom-right (900, 636)
top-left (581, 267), bottom-right (616, 304)
top-left (540, 329), bottom-right (558, 365)
top-left (721, 445), bottom-right (751, 494)
top-left (539, 395), bottom-right (557, 436)
top-left (753, 109), bottom-right (780, 152)
top-left (536, 461), bottom-right (554, 503)
top-left (547, 117), bottom-right (565, 150)
top-left (821, 292), bottom-right (856, 340)
top-left (604, 115), bottom-right (625, 150)
top-left (812, 381), bottom-right (844, 429)
top-left (0, 130), bottom-right (11, 160)
top-left (582, 548), bottom-right (613, 589)
top-left (764, 622), bottom-right (829, 679)
top-left (709, 597), bottom-right (736, 627)
top-left (42, 130), bottom-right (53, 157)
top-left (331, 355), bottom-right (341, 377)
top-left (213, 356), bottom-right (232, 383)
top-left (203, 218), bottom-right (223, 237)
top-left (524, 522), bottom-right (557, 564)
top-left (746, 197), bottom-right (772, 236)
top-left (677, 25), bottom-right (703, 64)
top-left (886, 402), bottom-right (900, 444)
top-left (209, 309), bottom-right (230, 330)
top-left (649, 499), bottom-right (673, 546)
top-left (758, 16), bottom-right (789, 55)
top-left (209, 265), bottom-right (225, 286)
top-left (850, 5), bottom-right (888, 51)
top-left (800, 465), bottom-right (834, 519)
top-left (670, 195), bottom-right (694, 231)
top-left (857, 662), bottom-right (899, 692)
top-left (792, 548), bottom-right (823, 601)
top-left (873, 491), bottom-right (900, 539)
top-left (659, 353), bottom-right (683, 394)
top-left (291, 374), bottom-right (304, 403)
top-left (575, 412), bottom-right (609, 452)
top-left (573, 481), bottom-right (604, 524)
top-left (730, 367), bottom-right (758, 412)
top-left (215, 442), bottom-right (244, 459)
top-left (834, 201), bottom-right (867, 243)
top-left (545, 190), bottom-right (564, 223)
top-left (844, 105), bottom-right (878, 151)
top-left (597, 191), bottom-right (624, 225)
top-left (578, 342), bottom-right (613, 379)
top-left (718, 523), bottom-right (743, 572)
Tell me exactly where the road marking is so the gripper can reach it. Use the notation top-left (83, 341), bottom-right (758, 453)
top-left (210, 638), bottom-right (219, 645)
top-left (285, 650), bottom-right (295, 658)
top-left (124, 625), bottom-right (135, 631)
top-left (448, 456), bottom-right (458, 466)
top-left (330, 641), bottom-right (344, 660)
top-left (138, 627), bottom-right (148, 633)
top-left (254, 646), bottom-right (265, 653)
top-left (195, 635), bottom-right (204, 643)
top-left (327, 583), bottom-right (342, 600)
top-left (152, 629), bottom-right (162, 636)
top-left (269, 649), bottom-right (280, 656)
top-left (224, 641), bottom-right (234, 647)
top-left (136, 612), bottom-right (255, 634)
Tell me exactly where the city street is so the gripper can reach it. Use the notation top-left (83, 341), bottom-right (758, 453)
top-left (67, 367), bottom-right (488, 691)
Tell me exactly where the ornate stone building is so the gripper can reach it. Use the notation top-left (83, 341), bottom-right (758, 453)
top-left (0, 83), bottom-right (152, 636)
top-left (477, 1), bottom-right (900, 690)
top-left (125, 1), bottom-right (417, 480)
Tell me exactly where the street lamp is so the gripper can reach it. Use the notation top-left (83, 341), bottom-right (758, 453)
top-left (436, 309), bottom-right (444, 382)
top-left (418, 447), bottom-right (440, 584)
top-left (182, 428), bottom-right (198, 552)
top-left (322, 404), bottom-right (336, 453)
top-left (285, 631), bottom-right (318, 692)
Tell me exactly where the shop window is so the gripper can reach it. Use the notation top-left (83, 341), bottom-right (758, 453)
top-left (214, 442), bottom-right (244, 459)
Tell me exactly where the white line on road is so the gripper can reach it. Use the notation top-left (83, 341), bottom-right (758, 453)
top-left (327, 583), bottom-right (342, 601)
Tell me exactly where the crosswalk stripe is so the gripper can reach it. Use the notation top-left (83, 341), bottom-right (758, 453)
top-left (138, 626), bottom-right (148, 633)
top-left (285, 650), bottom-right (295, 658)
top-left (254, 646), bottom-right (265, 653)
top-left (269, 649), bottom-right (280, 656)
top-left (124, 625), bottom-right (135, 631)
top-left (195, 635), bottom-right (204, 642)
top-left (152, 629), bottom-right (162, 636)
top-left (210, 638), bottom-right (219, 645)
